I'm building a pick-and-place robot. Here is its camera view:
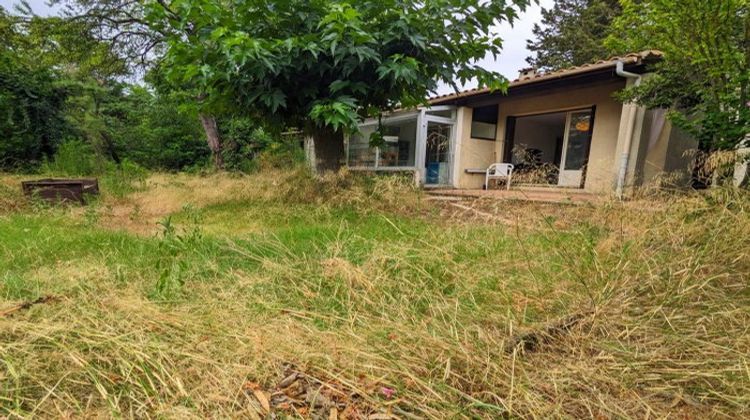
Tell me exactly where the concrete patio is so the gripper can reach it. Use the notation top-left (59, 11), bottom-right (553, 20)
top-left (426, 187), bottom-right (602, 204)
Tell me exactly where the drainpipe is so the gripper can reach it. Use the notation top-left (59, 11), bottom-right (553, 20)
top-left (615, 60), bottom-right (642, 199)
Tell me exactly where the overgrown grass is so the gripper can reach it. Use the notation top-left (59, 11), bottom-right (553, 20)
top-left (0, 169), bottom-right (748, 418)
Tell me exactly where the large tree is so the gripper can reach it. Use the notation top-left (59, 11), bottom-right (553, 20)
top-left (606, 0), bottom-right (749, 152)
top-left (9, 4), bottom-right (140, 164)
top-left (148, 0), bottom-right (532, 171)
top-left (48, 0), bottom-right (230, 169)
top-left (526, 0), bottom-right (621, 71)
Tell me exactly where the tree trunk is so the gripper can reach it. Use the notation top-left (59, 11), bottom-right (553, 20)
top-left (199, 113), bottom-right (224, 170)
top-left (100, 131), bottom-right (122, 164)
top-left (311, 127), bottom-right (344, 173)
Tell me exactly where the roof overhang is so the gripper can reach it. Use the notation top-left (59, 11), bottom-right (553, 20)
top-left (430, 50), bottom-right (663, 107)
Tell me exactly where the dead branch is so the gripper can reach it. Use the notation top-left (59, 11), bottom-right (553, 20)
top-left (0, 296), bottom-right (60, 317)
top-left (448, 202), bottom-right (515, 225)
top-left (505, 311), bottom-right (593, 353)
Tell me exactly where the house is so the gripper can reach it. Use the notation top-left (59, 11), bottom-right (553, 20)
top-left (344, 50), bottom-right (698, 195)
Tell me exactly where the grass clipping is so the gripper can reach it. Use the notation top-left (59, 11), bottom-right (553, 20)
top-left (0, 170), bottom-right (749, 418)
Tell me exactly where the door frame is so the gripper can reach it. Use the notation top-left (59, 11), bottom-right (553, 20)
top-left (419, 112), bottom-right (456, 186)
top-left (503, 106), bottom-right (596, 188)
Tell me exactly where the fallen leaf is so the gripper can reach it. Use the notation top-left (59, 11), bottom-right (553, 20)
top-left (275, 401), bottom-right (292, 410)
top-left (329, 407), bottom-right (339, 420)
top-left (253, 389), bottom-right (271, 413)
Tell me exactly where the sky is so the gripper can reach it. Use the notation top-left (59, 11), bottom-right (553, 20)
top-left (1, 0), bottom-right (555, 94)
top-left (438, 0), bottom-right (555, 94)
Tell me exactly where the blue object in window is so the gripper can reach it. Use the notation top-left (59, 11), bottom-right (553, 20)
top-left (426, 162), bottom-right (440, 184)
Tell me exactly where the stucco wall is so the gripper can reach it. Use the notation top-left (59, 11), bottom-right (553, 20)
top-left (639, 109), bottom-right (668, 183)
top-left (659, 123), bottom-right (697, 186)
top-left (454, 79), bottom-right (629, 191)
top-left (629, 108), bottom-right (697, 188)
top-left (453, 107), bottom-right (498, 189)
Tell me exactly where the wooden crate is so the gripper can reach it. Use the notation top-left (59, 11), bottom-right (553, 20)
top-left (21, 179), bottom-right (99, 204)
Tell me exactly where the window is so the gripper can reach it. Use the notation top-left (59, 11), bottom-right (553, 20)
top-left (562, 111), bottom-right (593, 170)
top-left (471, 105), bottom-right (499, 140)
top-left (347, 119), bottom-right (417, 168)
top-left (378, 121), bottom-right (417, 167)
top-left (347, 126), bottom-right (377, 167)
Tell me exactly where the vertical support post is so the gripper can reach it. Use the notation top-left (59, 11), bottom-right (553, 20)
top-left (450, 107), bottom-right (464, 188)
top-left (414, 108), bottom-right (428, 186)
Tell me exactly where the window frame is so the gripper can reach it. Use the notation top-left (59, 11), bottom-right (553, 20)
top-left (346, 112), bottom-right (419, 170)
top-left (470, 104), bottom-right (499, 141)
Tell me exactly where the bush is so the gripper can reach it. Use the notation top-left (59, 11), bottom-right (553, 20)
top-left (220, 118), bottom-right (306, 173)
top-left (255, 135), bottom-right (307, 170)
top-left (100, 159), bottom-right (148, 197)
top-left (115, 88), bottom-right (211, 171)
top-left (220, 118), bottom-right (272, 172)
top-left (0, 51), bottom-right (69, 171)
top-left (39, 139), bottom-right (147, 197)
top-left (40, 139), bottom-right (103, 176)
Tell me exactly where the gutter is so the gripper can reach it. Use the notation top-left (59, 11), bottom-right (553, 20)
top-left (614, 60), bottom-right (642, 199)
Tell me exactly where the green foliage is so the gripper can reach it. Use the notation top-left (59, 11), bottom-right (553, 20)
top-left (526, 0), bottom-right (622, 70)
top-left (255, 135), bottom-right (307, 169)
top-left (99, 159), bottom-right (149, 197)
top-left (0, 5), bottom-right (213, 172)
top-left (39, 137), bottom-right (148, 197)
top-left (219, 117), bottom-right (273, 172)
top-left (115, 88), bottom-right (210, 170)
top-left (152, 209), bottom-right (205, 300)
top-left (607, 0), bottom-right (750, 150)
top-left (41, 139), bottom-right (102, 176)
top-left (0, 9), bottom-right (71, 169)
top-left (0, 54), bottom-right (69, 169)
top-left (149, 0), bottom-right (532, 138)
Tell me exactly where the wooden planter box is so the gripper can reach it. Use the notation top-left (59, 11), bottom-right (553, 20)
top-left (21, 178), bottom-right (99, 204)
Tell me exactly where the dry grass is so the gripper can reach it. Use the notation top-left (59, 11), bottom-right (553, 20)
top-left (0, 174), bottom-right (28, 215)
top-left (86, 169), bottom-right (424, 236)
top-left (0, 169), bottom-right (749, 418)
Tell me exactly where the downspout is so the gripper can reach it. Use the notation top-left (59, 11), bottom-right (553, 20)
top-left (615, 60), bottom-right (642, 199)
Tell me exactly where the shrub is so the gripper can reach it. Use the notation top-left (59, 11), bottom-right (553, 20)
top-left (40, 139), bottom-right (103, 176)
top-left (220, 117), bottom-right (306, 173)
top-left (100, 159), bottom-right (148, 197)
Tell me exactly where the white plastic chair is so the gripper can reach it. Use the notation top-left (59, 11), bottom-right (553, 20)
top-left (485, 163), bottom-right (514, 190)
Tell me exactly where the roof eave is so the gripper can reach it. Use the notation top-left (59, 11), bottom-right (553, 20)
top-left (429, 50), bottom-right (663, 106)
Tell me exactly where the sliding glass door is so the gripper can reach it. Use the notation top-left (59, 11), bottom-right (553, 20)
top-left (558, 109), bottom-right (595, 187)
top-left (424, 121), bottom-right (453, 185)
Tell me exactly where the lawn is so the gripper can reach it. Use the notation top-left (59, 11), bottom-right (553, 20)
top-left (1, 169), bottom-right (748, 418)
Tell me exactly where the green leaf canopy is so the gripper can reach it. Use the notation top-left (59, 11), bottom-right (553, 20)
top-left (150, 0), bottom-right (531, 134)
